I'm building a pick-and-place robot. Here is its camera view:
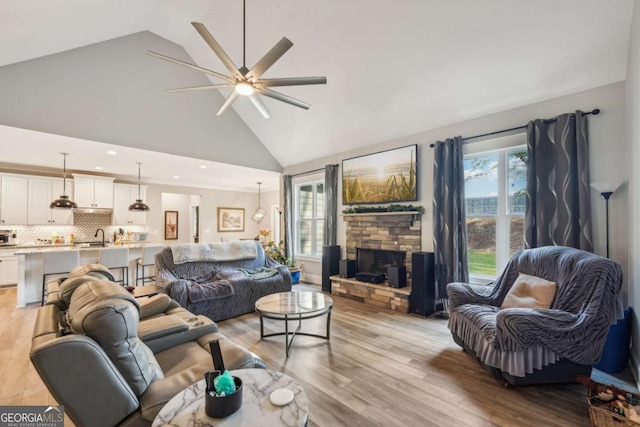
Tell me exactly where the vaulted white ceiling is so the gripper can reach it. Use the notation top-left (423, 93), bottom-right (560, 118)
top-left (0, 0), bottom-right (634, 168)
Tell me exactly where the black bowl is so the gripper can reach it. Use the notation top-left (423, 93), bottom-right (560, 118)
top-left (204, 376), bottom-right (243, 418)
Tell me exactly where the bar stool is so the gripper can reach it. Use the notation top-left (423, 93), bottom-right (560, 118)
top-left (42, 250), bottom-right (80, 305)
top-left (99, 247), bottom-right (130, 286)
top-left (135, 245), bottom-right (164, 286)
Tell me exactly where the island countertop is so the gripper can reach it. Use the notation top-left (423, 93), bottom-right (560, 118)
top-left (14, 241), bottom-right (157, 255)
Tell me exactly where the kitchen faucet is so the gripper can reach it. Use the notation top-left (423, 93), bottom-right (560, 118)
top-left (95, 228), bottom-right (105, 247)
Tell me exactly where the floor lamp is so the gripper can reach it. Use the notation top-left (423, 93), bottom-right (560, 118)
top-left (600, 191), bottom-right (614, 258)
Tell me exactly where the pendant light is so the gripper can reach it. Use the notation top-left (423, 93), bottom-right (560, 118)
top-left (251, 182), bottom-right (266, 223)
top-left (50, 153), bottom-right (78, 210)
top-left (128, 162), bottom-right (150, 212)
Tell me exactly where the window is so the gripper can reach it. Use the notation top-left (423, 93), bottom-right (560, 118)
top-left (464, 146), bottom-right (527, 278)
top-left (295, 180), bottom-right (324, 257)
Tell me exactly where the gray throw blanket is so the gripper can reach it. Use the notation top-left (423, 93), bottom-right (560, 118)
top-left (236, 267), bottom-right (279, 280)
top-left (447, 246), bottom-right (623, 366)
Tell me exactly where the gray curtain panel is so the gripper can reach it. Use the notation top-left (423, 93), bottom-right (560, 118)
top-left (324, 164), bottom-right (339, 246)
top-left (283, 175), bottom-right (294, 258)
top-left (524, 111), bottom-right (593, 251)
top-left (433, 136), bottom-right (469, 303)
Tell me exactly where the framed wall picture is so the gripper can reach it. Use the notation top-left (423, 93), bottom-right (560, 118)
top-left (164, 211), bottom-right (179, 240)
top-left (217, 207), bottom-right (245, 232)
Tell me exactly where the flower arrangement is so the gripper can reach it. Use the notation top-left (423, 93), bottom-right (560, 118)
top-left (258, 229), bottom-right (271, 242)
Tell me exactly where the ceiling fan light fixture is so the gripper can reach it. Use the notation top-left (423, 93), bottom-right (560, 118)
top-left (129, 162), bottom-right (151, 212)
top-left (50, 153), bottom-right (78, 210)
top-left (235, 82), bottom-right (254, 96)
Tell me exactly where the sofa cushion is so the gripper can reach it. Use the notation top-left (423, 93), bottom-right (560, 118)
top-left (501, 273), bottom-right (557, 309)
top-left (59, 275), bottom-right (103, 306)
top-left (69, 263), bottom-right (115, 281)
top-left (67, 280), bottom-right (163, 397)
top-left (139, 294), bottom-right (172, 319)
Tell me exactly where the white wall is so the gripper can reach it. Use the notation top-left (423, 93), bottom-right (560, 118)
top-left (144, 182), bottom-right (279, 245)
top-left (284, 82), bottom-right (627, 286)
top-left (625, 0), bottom-right (640, 386)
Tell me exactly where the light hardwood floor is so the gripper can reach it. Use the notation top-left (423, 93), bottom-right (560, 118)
top-left (0, 284), bottom-right (594, 426)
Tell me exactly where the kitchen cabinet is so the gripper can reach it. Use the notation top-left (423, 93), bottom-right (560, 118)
top-left (0, 174), bottom-right (28, 225)
top-left (72, 174), bottom-right (114, 208)
top-left (113, 184), bottom-right (147, 225)
top-left (28, 178), bottom-right (74, 225)
top-left (0, 249), bottom-right (18, 285)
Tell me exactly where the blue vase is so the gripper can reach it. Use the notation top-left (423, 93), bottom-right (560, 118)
top-left (596, 306), bottom-right (632, 373)
top-left (290, 269), bottom-right (301, 284)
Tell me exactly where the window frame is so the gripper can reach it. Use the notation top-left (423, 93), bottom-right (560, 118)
top-left (464, 141), bottom-right (527, 283)
top-left (294, 179), bottom-right (325, 260)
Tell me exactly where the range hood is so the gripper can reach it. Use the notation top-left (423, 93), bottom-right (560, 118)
top-left (73, 207), bottom-right (113, 215)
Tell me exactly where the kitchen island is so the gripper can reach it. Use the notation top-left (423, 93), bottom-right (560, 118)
top-left (14, 242), bottom-right (162, 307)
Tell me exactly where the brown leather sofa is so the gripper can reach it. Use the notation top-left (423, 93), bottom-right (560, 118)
top-left (31, 266), bottom-right (266, 427)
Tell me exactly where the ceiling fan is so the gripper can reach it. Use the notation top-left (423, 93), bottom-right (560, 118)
top-left (147, 0), bottom-right (326, 119)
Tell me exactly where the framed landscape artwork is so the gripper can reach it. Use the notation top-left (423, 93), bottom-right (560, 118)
top-left (342, 144), bottom-right (418, 204)
top-left (164, 211), bottom-right (179, 240)
top-left (218, 207), bottom-right (245, 232)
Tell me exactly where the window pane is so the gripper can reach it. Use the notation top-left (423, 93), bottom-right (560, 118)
top-left (464, 154), bottom-right (499, 215)
top-left (507, 150), bottom-right (527, 214)
top-left (509, 216), bottom-right (525, 257)
top-left (316, 183), bottom-right (324, 219)
top-left (316, 219), bottom-right (324, 255)
top-left (299, 185), bottom-right (313, 218)
top-left (298, 221), bottom-right (312, 255)
top-left (466, 217), bottom-right (497, 276)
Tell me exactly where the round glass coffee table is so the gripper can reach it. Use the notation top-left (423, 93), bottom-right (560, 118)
top-left (152, 369), bottom-right (308, 426)
top-left (255, 291), bottom-right (333, 357)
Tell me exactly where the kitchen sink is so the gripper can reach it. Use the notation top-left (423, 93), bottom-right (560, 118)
top-left (74, 241), bottom-right (108, 248)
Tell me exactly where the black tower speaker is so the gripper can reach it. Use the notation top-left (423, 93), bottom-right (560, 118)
top-left (339, 259), bottom-right (356, 278)
top-left (410, 252), bottom-right (435, 317)
top-left (322, 245), bottom-right (340, 292)
top-left (387, 265), bottom-right (407, 288)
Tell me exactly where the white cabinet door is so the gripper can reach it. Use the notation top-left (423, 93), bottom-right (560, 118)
top-left (50, 180), bottom-right (74, 225)
top-left (73, 176), bottom-right (113, 208)
top-left (0, 256), bottom-right (18, 285)
top-left (112, 184), bottom-right (131, 225)
top-left (93, 179), bottom-right (114, 208)
top-left (28, 178), bottom-right (52, 225)
top-left (113, 185), bottom-right (146, 225)
top-left (1, 175), bottom-right (28, 225)
top-left (73, 177), bottom-right (95, 207)
top-left (28, 178), bottom-right (74, 225)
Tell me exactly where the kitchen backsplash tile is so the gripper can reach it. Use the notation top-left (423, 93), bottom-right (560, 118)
top-left (7, 213), bottom-right (145, 244)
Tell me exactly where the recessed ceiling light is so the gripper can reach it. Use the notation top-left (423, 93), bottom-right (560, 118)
top-left (200, 165), bottom-right (207, 169)
top-left (106, 150), bottom-right (117, 155)
top-left (95, 166), bottom-right (103, 170)
top-left (173, 176), bottom-right (180, 179)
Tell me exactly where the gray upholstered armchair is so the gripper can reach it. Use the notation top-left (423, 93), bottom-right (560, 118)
top-left (447, 246), bottom-right (623, 385)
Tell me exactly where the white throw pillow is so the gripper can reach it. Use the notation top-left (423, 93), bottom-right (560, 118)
top-left (500, 273), bottom-right (557, 309)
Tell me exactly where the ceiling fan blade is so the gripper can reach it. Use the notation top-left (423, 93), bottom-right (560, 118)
top-left (259, 88), bottom-right (311, 110)
top-left (217, 91), bottom-right (240, 116)
top-left (192, 22), bottom-right (243, 80)
top-left (166, 84), bottom-right (234, 93)
top-left (245, 38), bottom-right (294, 82)
top-left (248, 94), bottom-right (271, 119)
top-left (259, 77), bottom-right (327, 87)
top-left (146, 51), bottom-right (233, 83)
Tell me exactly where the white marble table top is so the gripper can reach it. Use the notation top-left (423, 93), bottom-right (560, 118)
top-left (255, 291), bottom-right (333, 316)
top-left (152, 369), bottom-right (308, 427)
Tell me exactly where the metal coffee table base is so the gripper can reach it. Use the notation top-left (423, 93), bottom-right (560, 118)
top-left (258, 308), bottom-right (332, 357)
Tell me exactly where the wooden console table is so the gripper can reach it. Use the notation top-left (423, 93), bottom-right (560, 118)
top-left (329, 275), bottom-right (410, 313)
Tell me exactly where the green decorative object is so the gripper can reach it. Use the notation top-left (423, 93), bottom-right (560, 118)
top-left (265, 241), bottom-right (296, 268)
top-left (214, 370), bottom-right (237, 396)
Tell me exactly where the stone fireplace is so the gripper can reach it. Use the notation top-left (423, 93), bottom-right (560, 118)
top-left (330, 211), bottom-right (422, 313)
